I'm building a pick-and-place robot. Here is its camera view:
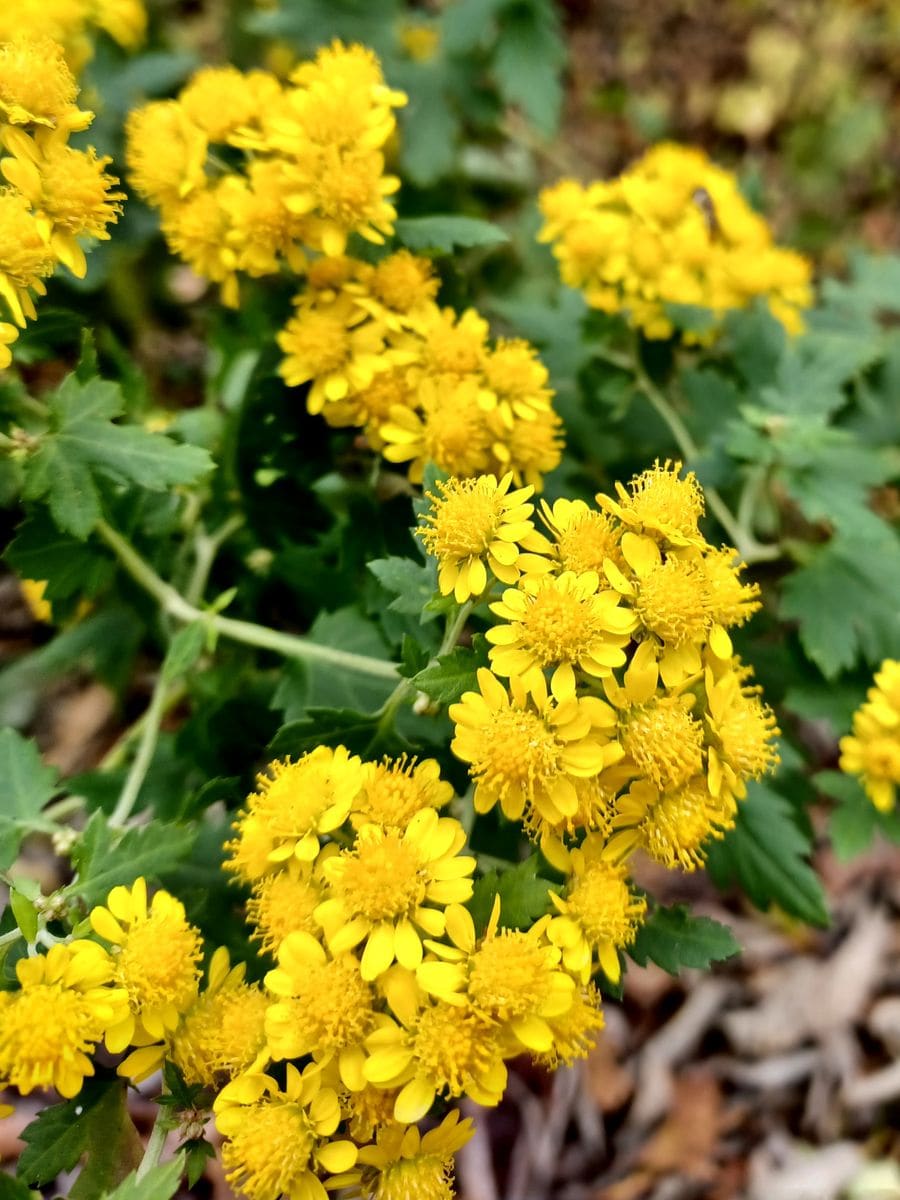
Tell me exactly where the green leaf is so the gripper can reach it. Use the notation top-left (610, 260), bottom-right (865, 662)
top-left (781, 531), bottom-right (900, 678)
top-left (269, 707), bottom-right (383, 759)
top-left (182, 1140), bottom-right (216, 1189)
top-left (100, 1157), bottom-right (184, 1200)
top-left (706, 783), bottom-right (829, 926)
top-left (816, 770), bottom-right (900, 860)
top-left (493, 0), bottom-right (566, 134)
top-left (468, 857), bottom-right (556, 933)
top-left (368, 556), bottom-right (438, 618)
top-left (5, 512), bottom-right (113, 601)
top-left (398, 634), bottom-right (431, 679)
top-left (629, 905), bottom-right (740, 975)
top-left (9, 886), bottom-right (38, 943)
top-left (305, 607), bottom-right (396, 711)
top-left (162, 623), bottom-right (206, 683)
top-left (67, 812), bottom-right (196, 909)
top-left (398, 68), bottom-right (459, 185)
top-left (412, 637), bottom-right (490, 706)
top-left (0, 729), bottom-right (59, 870)
top-left (0, 1176), bottom-right (36, 1199)
top-left (395, 215), bottom-right (509, 254)
top-left (17, 1080), bottom-right (137, 1189)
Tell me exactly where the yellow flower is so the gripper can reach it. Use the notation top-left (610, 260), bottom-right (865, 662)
top-left (125, 100), bottom-right (208, 207)
top-left (89, 876), bottom-right (203, 1051)
top-left (381, 375), bottom-right (494, 483)
top-left (487, 569), bottom-right (635, 700)
top-left (90, 0), bottom-right (148, 50)
top-left (357, 1108), bottom-right (473, 1200)
top-left (534, 983), bottom-right (605, 1068)
top-left (597, 459), bottom-right (706, 548)
top-left (315, 809), bottom-right (475, 980)
top-left (450, 667), bottom-right (622, 825)
top-left (398, 22), bottom-right (441, 64)
top-left (339, 1079), bottom-right (399, 1143)
top-left (0, 317), bottom-right (17, 367)
top-left (701, 546), bottom-right (761, 629)
top-left (265, 931), bottom-right (378, 1088)
top-left (363, 1001), bottom-right (507, 1122)
top-left (161, 185), bottom-right (238, 307)
top-left (417, 900), bottom-right (576, 1056)
top-left (281, 145), bottom-right (400, 256)
top-left (20, 578), bottom-right (52, 623)
top-left (0, 37), bottom-right (80, 127)
top-left (0, 940), bottom-right (126, 1098)
top-left (705, 658), bottom-right (779, 801)
top-left (0, 188), bottom-right (55, 326)
top-left (247, 863), bottom-right (324, 955)
top-left (351, 754), bottom-right (454, 829)
top-left (540, 497), bottom-right (625, 575)
top-left (179, 65), bottom-right (273, 143)
top-left (219, 160), bottom-right (306, 279)
top-left (227, 746), bottom-right (365, 875)
top-left (493, 404), bottom-right (564, 490)
top-left (481, 338), bottom-right (554, 426)
top-left (349, 249), bottom-right (438, 330)
top-left (417, 473), bottom-right (551, 602)
top-left (548, 837), bottom-right (647, 983)
top-left (606, 776), bottom-right (737, 870)
top-left (170, 948), bottom-right (269, 1088)
top-left (417, 306), bottom-right (489, 378)
top-left (840, 659), bottom-right (900, 813)
top-left (215, 1063), bottom-right (358, 1200)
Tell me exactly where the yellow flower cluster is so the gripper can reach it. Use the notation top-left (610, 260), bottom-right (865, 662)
top-left (840, 659), bottom-right (900, 813)
top-left (418, 463), bottom-right (779, 892)
top-left (0, 0), bottom-right (146, 72)
top-left (279, 254), bottom-right (564, 488)
top-left (0, 35), bottom-right (123, 368)
top-left (125, 43), bottom-right (406, 308)
top-left (539, 143), bottom-right (813, 340)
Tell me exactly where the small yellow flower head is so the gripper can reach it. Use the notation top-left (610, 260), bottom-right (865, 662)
top-left (265, 932), bottom-right (378, 1087)
top-left (549, 839), bottom-right (647, 983)
top-left (316, 809), bottom-right (475, 980)
top-left (701, 546), bottom-right (761, 628)
top-left (90, 877), bottom-right (203, 1051)
top-left (364, 1002), bottom-right (507, 1122)
top-left (352, 755), bottom-right (454, 829)
top-left (215, 1063), bottom-right (358, 1200)
top-left (340, 1080), bottom-right (400, 1143)
top-left (418, 473), bottom-right (550, 602)
top-left (607, 777), bottom-right (737, 871)
top-left (283, 146), bottom-right (400, 256)
top-left (541, 497), bottom-right (625, 576)
top-left (0, 940), bottom-right (126, 1098)
top-left (170, 948), bottom-right (269, 1088)
top-left (0, 318), bottom-right (18, 367)
top-left (277, 295), bottom-right (388, 413)
top-left (619, 693), bottom-right (705, 792)
top-left (0, 37), bottom-right (79, 127)
top-left (398, 22), bottom-right (441, 64)
top-left (247, 864), bottom-right (323, 955)
top-left (705, 660), bottom-right (779, 801)
top-left (495, 405), bottom-right (565, 491)
top-left (357, 1109), bottom-right (473, 1200)
top-left (482, 338), bottom-right (553, 424)
top-left (179, 65), bottom-right (270, 143)
top-left (161, 186), bottom-right (237, 306)
top-left (19, 578), bottom-right (52, 623)
top-left (125, 100), bottom-right (208, 207)
top-left (381, 374), bottom-right (494, 483)
top-left (0, 188), bottom-right (56, 322)
top-left (219, 161), bottom-right (304, 280)
top-left (419, 306), bottom-right (489, 378)
top-left (487, 569), bottom-right (636, 700)
top-left (535, 983), bottom-right (605, 1068)
top-left (840, 659), bottom-right (900, 813)
top-left (353, 248), bottom-right (438, 328)
top-left (91, 0), bottom-right (148, 50)
top-left (227, 746), bottom-right (365, 874)
top-left (450, 668), bottom-right (622, 825)
top-left (598, 460), bottom-right (706, 548)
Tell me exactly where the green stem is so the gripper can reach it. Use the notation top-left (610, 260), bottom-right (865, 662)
top-left (184, 513), bottom-right (245, 608)
top-left (96, 519), bottom-right (399, 681)
top-left (633, 364), bottom-right (780, 564)
top-left (109, 667), bottom-right (171, 829)
top-left (136, 1104), bottom-right (170, 1180)
top-left (42, 795), bottom-right (85, 823)
top-left (375, 600), bottom-right (474, 734)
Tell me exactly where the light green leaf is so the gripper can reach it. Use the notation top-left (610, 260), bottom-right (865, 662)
top-left (66, 812), bottom-right (196, 908)
top-left (468, 857), bottom-right (557, 933)
top-left (162, 623), bottom-right (207, 683)
top-left (0, 729), bottom-right (59, 870)
top-left (17, 1081), bottom-right (137, 1189)
top-left (629, 905), bottom-right (740, 975)
top-left (493, 0), bottom-right (565, 134)
top-left (368, 555), bottom-right (438, 618)
top-left (101, 1157), bottom-right (184, 1200)
top-left (395, 215), bottom-right (509, 254)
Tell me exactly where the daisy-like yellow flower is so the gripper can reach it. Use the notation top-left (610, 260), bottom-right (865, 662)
top-left (417, 899), bottom-right (576, 1056)
top-left (450, 667), bottom-right (622, 825)
top-left (89, 876), bottom-right (203, 1055)
top-left (219, 160), bottom-right (307, 280)
top-left (351, 754), bottom-right (454, 829)
top-left (170, 948), bottom-right (269, 1088)
top-left (840, 659), bottom-right (900, 813)
top-left (534, 983), bottom-right (606, 1069)
top-left (226, 746), bottom-right (365, 875)
top-left (124, 100), bottom-right (208, 208)
top-left (0, 37), bottom-right (81, 128)
top-left (338, 1079), bottom-right (400, 1143)
top-left (0, 940), bottom-right (126, 1098)
top-left (381, 375), bottom-right (494, 482)
top-left (179, 65), bottom-right (274, 143)
top-left (705, 658), bottom-right (779, 801)
top-left (494, 403), bottom-right (564, 491)
top-left (487, 569), bottom-right (636, 700)
top-left (701, 546), bottom-right (761, 629)
top-left (161, 185), bottom-right (237, 306)
top-left (363, 999), bottom-right (507, 1122)
top-left (606, 776), bottom-right (737, 871)
top-left (597, 460), bottom-right (707, 549)
top-left (315, 808), bottom-right (476, 980)
top-left (357, 1108), bottom-right (473, 1200)
top-left (91, 0), bottom-right (148, 50)
top-left (0, 187), bottom-right (55, 326)
top-left (480, 338), bottom-right (554, 427)
top-left (416, 305), bottom-right (489, 379)
top-left (548, 836), bottom-right (647, 983)
top-left (348, 248), bottom-right (438, 330)
top-left (215, 1063), bottom-right (358, 1200)
top-left (417, 473), bottom-right (551, 602)
top-left (0, 317), bottom-right (17, 367)
top-left (247, 862), bottom-right (324, 956)
top-left (540, 497), bottom-right (625, 576)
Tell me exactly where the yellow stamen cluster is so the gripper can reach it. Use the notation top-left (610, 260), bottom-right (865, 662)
top-left (539, 143), bottom-right (812, 341)
top-left (125, 43), bottom-right (406, 308)
top-left (840, 659), bottom-right (900, 814)
top-left (0, 35), bottom-right (123, 367)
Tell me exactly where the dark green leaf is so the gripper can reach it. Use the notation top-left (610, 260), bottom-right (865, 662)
top-left (17, 1080), bottom-right (131, 1187)
top-left (395, 215), bottom-right (509, 254)
top-left (5, 512), bottom-right (113, 601)
top-left (817, 770), bottom-right (900, 860)
top-left (0, 729), bottom-right (59, 870)
top-left (305, 607), bottom-right (396, 711)
top-left (67, 812), bottom-right (196, 909)
top-left (706, 783), bottom-right (828, 926)
top-left (412, 637), bottom-right (489, 706)
top-left (398, 634), bottom-right (431, 679)
top-left (368, 556), bottom-right (438, 618)
top-left (468, 857), bottom-right (556, 933)
top-left (0, 1176), bottom-right (36, 1199)
top-left (493, 0), bottom-right (565, 134)
top-left (269, 707), bottom-right (383, 759)
top-left (629, 905), bottom-right (740, 975)
top-left (183, 1140), bottom-right (216, 1189)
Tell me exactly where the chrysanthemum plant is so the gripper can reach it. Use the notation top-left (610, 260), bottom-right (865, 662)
top-left (1, 7), bottom-right (900, 1199)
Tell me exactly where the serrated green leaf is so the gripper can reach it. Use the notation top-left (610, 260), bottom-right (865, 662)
top-left (305, 607), bottom-right (395, 711)
top-left (182, 1140), bottom-right (216, 1189)
top-left (412, 637), bottom-right (490, 705)
top-left (0, 729), bottom-right (59, 870)
top-left (706, 783), bottom-right (828, 926)
top-left (5, 512), bottom-right (113, 601)
top-left (269, 707), bottom-right (383, 759)
top-left (17, 1080), bottom-right (132, 1188)
top-left (66, 812), bottom-right (196, 908)
top-left (395, 215), bottom-right (509, 254)
top-left (398, 68), bottom-right (459, 185)
top-left (493, 0), bottom-right (565, 134)
top-left (467, 857), bottom-right (556, 933)
top-left (629, 905), bottom-right (740, 975)
top-left (368, 556), bottom-right (438, 618)
top-left (100, 1157), bottom-right (184, 1200)
top-left (816, 770), bottom-right (900, 860)
top-left (398, 634), bottom-right (431, 679)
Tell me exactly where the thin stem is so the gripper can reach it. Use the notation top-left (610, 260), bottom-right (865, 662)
top-left (100, 683), bottom-right (187, 772)
top-left (184, 513), bottom-right (244, 608)
top-left (96, 519), bottom-right (399, 680)
top-left (42, 795), bottom-right (85, 823)
top-left (136, 1104), bottom-right (170, 1180)
top-left (109, 668), bottom-right (171, 828)
top-left (633, 364), bottom-right (780, 564)
top-left (0, 928), bottom-right (22, 949)
top-left (375, 600), bottom-right (474, 734)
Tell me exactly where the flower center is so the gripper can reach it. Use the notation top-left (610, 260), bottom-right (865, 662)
top-left (468, 934), bottom-right (552, 1020)
top-left (0, 190), bottom-right (55, 287)
top-left (566, 862), bottom-right (646, 947)
top-left (639, 780), bottom-right (732, 870)
top-left (423, 483), bottom-right (501, 561)
top-left (334, 832), bottom-right (425, 921)
top-left (412, 1004), bottom-right (498, 1097)
top-left (471, 708), bottom-right (562, 804)
top-left (517, 586), bottom-right (603, 665)
top-left (621, 697), bottom-right (704, 790)
top-left (271, 957), bottom-right (375, 1055)
top-left (116, 908), bottom-right (201, 1015)
top-left (634, 558), bottom-right (709, 645)
top-left (712, 691), bottom-right (778, 778)
top-left (0, 985), bottom-right (93, 1084)
top-left (281, 310), bottom-right (351, 375)
top-left (556, 511), bottom-right (621, 575)
top-left (627, 465), bottom-right (704, 539)
top-left (248, 872), bottom-right (321, 954)
top-left (376, 1155), bottom-right (454, 1200)
top-left (370, 252), bottom-right (436, 311)
top-left (223, 1101), bottom-right (315, 1200)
